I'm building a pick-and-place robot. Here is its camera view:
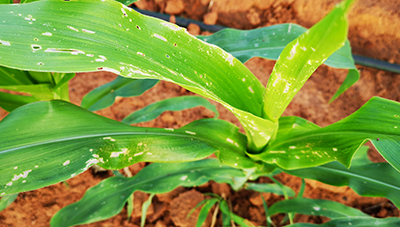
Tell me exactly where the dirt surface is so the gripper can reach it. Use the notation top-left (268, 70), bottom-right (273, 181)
top-left (1, 0), bottom-right (400, 226)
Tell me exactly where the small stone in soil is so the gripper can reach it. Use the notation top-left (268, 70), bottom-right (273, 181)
top-left (203, 12), bottom-right (218, 25)
top-left (165, 0), bottom-right (185, 15)
top-left (187, 23), bottom-right (201, 35)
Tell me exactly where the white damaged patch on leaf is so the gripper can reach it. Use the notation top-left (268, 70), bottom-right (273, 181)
top-left (12, 170), bottom-right (32, 181)
top-left (0, 40), bottom-right (11, 46)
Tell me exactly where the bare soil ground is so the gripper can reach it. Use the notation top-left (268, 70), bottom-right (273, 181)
top-left (1, 0), bottom-right (400, 226)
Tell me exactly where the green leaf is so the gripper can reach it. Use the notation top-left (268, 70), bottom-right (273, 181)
top-left (0, 91), bottom-right (37, 112)
top-left (0, 0), bottom-right (273, 151)
top-left (188, 199), bottom-right (208, 219)
top-left (196, 198), bottom-right (219, 227)
top-left (50, 159), bottom-right (245, 226)
top-left (197, 24), bottom-right (307, 63)
top-left (52, 73), bottom-right (75, 90)
top-left (286, 217), bottom-right (400, 227)
top-left (219, 200), bottom-right (255, 227)
top-left (20, 0), bottom-right (41, 3)
top-left (0, 0), bottom-right (12, 5)
top-left (81, 76), bottom-right (158, 111)
top-left (268, 198), bottom-right (368, 219)
top-left (141, 193), bottom-right (154, 227)
top-left (0, 66), bottom-right (34, 85)
top-left (329, 68), bottom-right (359, 103)
top-left (29, 71), bottom-right (54, 85)
top-left (262, 0), bottom-right (355, 122)
top-left (245, 182), bottom-right (295, 197)
top-left (285, 162), bottom-right (400, 208)
top-left (198, 24), bottom-right (355, 69)
top-left (0, 193), bottom-right (18, 212)
top-left (0, 67), bottom-right (72, 102)
top-left (0, 84), bottom-right (54, 100)
top-left (261, 195), bottom-right (271, 227)
top-left (126, 193), bottom-right (134, 221)
top-left (0, 100), bottom-right (248, 195)
top-left (297, 178), bottom-right (306, 198)
top-left (251, 97), bottom-right (400, 170)
top-left (122, 95), bottom-right (218, 124)
top-left (222, 211), bottom-right (232, 227)
top-left (351, 146), bottom-right (371, 166)
top-left (116, 0), bottom-right (138, 6)
top-left (51, 72), bottom-right (75, 101)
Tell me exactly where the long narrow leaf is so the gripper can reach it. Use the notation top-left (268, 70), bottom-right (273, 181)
top-left (0, 84), bottom-right (54, 100)
top-left (297, 179), bottom-right (306, 198)
top-left (261, 195), bottom-right (271, 227)
top-left (285, 162), bottom-right (400, 208)
top-left (0, 0), bottom-right (12, 4)
top-left (50, 159), bottom-right (245, 227)
top-left (219, 200), bottom-right (255, 227)
top-left (0, 100), bottom-right (249, 196)
top-left (251, 97), bottom-right (400, 171)
top-left (126, 193), bottom-right (134, 221)
top-left (0, 193), bottom-right (18, 212)
top-left (141, 193), bottom-right (154, 227)
top-left (122, 96), bottom-right (218, 124)
top-left (52, 73), bottom-right (76, 90)
top-left (116, 0), bottom-right (137, 5)
top-left (329, 67), bottom-right (359, 102)
top-left (196, 198), bottom-right (219, 227)
top-left (268, 198), bottom-right (368, 219)
top-left (0, 0), bottom-right (275, 151)
top-left (286, 217), bottom-right (400, 227)
top-left (0, 91), bottom-right (37, 112)
top-left (198, 24), bottom-right (354, 68)
top-left (28, 71), bottom-right (54, 85)
top-left (81, 76), bottom-right (158, 111)
top-left (0, 66), bottom-right (33, 85)
top-left (198, 24), bottom-right (359, 101)
top-left (245, 182), bottom-right (295, 197)
top-left (351, 146), bottom-right (371, 166)
top-left (262, 0), bottom-right (355, 122)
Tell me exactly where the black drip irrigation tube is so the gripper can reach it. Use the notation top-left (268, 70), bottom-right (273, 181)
top-left (132, 7), bottom-right (400, 75)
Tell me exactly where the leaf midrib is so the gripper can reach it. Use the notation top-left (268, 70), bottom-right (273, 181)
top-left (0, 129), bottom-right (237, 154)
top-left (317, 164), bottom-right (400, 191)
top-left (270, 129), bottom-right (398, 149)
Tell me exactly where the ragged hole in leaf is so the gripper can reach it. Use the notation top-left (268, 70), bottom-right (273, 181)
top-left (0, 40), bottom-right (11, 46)
top-left (44, 48), bottom-right (85, 55)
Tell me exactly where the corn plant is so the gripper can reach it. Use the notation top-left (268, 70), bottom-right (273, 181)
top-left (0, 0), bottom-right (400, 226)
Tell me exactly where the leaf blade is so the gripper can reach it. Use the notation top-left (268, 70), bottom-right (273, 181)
top-left (0, 0), bottom-right (273, 150)
top-left (0, 91), bottom-right (37, 112)
top-left (81, 76), bottom-right (158, 111)
top-left (195, 198), bottom-right (219, 227)
top-left (0, 100), bottom-right (248, 195)
top-left (141, 193), bottom-right (154, 227)
top-left (50, 159), bottom-right (245, 226)
top-left (268, 198), bottom-right (368, 219)
top-left (262, 0), bottom-right (355, 122)
top-left (286, 217), bottom-right (400, 227)
top-left (0, 193), bottom-right (18, 212)
top-left (252, 97), bottom-right (400, 170)
top-left (245, 182), bottom-right (295, 197)
top-left (122, 95), bottom-right (218, 124)
top-left (284, 162), bottom-right (400, 208)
